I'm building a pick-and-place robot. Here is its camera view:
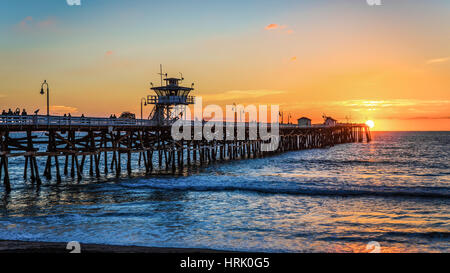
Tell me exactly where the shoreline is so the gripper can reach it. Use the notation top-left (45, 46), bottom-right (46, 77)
top-left (0, 240), bottom-right (236, 253)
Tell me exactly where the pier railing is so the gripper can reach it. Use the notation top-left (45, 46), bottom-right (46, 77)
top-left (0, 115), bottom-right (160, 127)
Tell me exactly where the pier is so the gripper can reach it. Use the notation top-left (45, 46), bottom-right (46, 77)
top-left (0, 115), bottom-right (371, 193)
top-left (0, 73), bottom-right (371, 193)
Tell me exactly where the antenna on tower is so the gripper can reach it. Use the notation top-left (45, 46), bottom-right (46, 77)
top-left (158, 64), bottom-right (164, 86)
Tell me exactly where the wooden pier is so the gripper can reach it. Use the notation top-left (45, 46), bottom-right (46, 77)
top-left (0, 115), bottom-right (371, 192)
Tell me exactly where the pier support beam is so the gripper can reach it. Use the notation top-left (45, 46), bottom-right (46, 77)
top-left (1, 156), bottom-right (11, 193)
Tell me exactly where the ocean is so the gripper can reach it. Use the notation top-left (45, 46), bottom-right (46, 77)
top-left (0, 131), bottom-right (449, 252)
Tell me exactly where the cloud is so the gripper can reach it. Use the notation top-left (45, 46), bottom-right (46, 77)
top-left (19, 16), bottom-right (33, 27)
top-left (334, 99), bottom-right (450, 108)
top-left (17, 16), bottom-right (33, 30)
top-left (265, 24), bottom-right (279, 30)
top-left (390, 116), bottom-right (450, 120)
top-left (282, 99), bottom-right (450, 124)
top-left (264, 23), bottom-right (294, 34)
top-left (106, 50), bottom-right (114, 56)
top-left (290, 56), bottom-right (297, 62)
top-left (50, 105), bottom-right (78, 115)
top-left (427, 57), bottom-right (450, 64)
top-left (328, 99), bottom-right (450, 120)
top-left (15, 16), bottom-right (57, 32)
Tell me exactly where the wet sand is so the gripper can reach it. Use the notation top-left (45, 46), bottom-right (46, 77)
top-left (0, 240), bottom-right (234, 253)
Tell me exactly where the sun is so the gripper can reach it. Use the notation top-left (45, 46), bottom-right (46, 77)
top-left (366, 120), bottom-right (375, 129)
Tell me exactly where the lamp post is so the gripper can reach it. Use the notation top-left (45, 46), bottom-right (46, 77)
top-left (141, 97), bottom-right (147, 120)
top-left (40, 80), bottom-right (50, 116)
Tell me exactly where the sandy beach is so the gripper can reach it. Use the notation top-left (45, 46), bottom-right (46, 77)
top-left (0, 240), bottom-right (233, 253)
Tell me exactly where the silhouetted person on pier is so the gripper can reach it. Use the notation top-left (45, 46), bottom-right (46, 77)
top-left (81, 114), bottom-right (85, 118)
top-left (14, 108), bottom-right (20, 115)
top-left (21, 109), bottom-right (27, 116)
top-left (8, 109), bottom-right (13, 115)
top-left (1, 110), bottom-right (6, 115)
top-left (68, 113), bottom-right (71, 118)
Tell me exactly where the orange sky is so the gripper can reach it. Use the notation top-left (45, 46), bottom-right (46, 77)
top-left (0, 0), bottom-right (449, 131)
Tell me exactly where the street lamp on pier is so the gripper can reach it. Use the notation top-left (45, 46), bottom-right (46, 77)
top-left (141, 97), bottom-right (148, 120)
top-left (40, 80), bottom-right (50, 116)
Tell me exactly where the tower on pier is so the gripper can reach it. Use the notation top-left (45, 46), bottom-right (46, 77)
top-left (147, 68), bottom-right (195, 124)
